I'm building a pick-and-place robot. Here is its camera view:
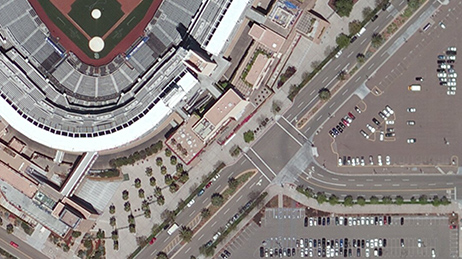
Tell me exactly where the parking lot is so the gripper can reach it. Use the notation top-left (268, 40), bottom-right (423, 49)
top-left (218, 207), bottom-right (455, 258)
top-left (314, 1), bottom-right (462, 174)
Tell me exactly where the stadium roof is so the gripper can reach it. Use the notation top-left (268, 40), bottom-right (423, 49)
top-left (0, 99), bottom-right (171, 152)
top-left (205, 0), bottom-right (249, 56)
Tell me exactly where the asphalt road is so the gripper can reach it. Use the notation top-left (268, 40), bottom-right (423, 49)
top-left (137, 1), bottom-right (459, 258)
top-left (0, 227), bottom-right (48, 259)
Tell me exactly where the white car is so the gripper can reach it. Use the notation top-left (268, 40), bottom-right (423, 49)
top-left (449, 86), bottom-right (457, 91)
top-left (447, 81), bottom-right (456, 87)
top-left (338, 158), bottom-right (343, 166)
top-left (186, 199), bottom-right (195, 207)
top-left (448, 46), bottom-right (457, 52)
top-left (379, 131), bottom-right (384, 142)
top-left (417, 239), bottom-right (422, 248)
top-left (377, 155), bottom-right (383, 166)
top-left (385, 105), bottom-right (394, 114)
top-left (385, 155), bottom-right (390, 165)
top-left (449, 77), bottom-right (457, 82)
top-left (449, 72), bottom-right (457, 78)
top-left (440, 63), bottom-right (450, 69)
top-left (440, 77), bottom-right (448, 82)
top-left (407, 120), bottom-right (415, 126)
top-left (366, 124), bottom-right (376, 133)
top-left (361, 157), bottom-right (365, 166)
top-left (438, 72), bottom-right (448, 77)
top-left (439, 21), bottom-right (446, 29)
top-left (369, 155), bottom-right (374, 165)
top-left (385, 120), bottom-right (394, 125)
top-left (447, 90), bottom-right (456, 95)
top-left (431, 248), bottom-right (436, 258)
top-left (365, 248), bottom-right (370, 258)
top-left (407, 138), bottom-right (416, 144)
top-left (300, 238), bottom-right (304, 248)
top-left (407, 107), bottom-right (416, 113)
top-left (448, 55), bottom-right (456, 61)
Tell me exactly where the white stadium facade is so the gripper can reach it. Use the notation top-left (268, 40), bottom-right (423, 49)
top-left (0, 0), bottom-right (250, 152)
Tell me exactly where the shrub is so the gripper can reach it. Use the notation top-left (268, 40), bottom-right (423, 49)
top-left (335, 0), bottom-right (354, 17)
top-left (72, 231), bottom-right (82, 238)
top-left (343, 195), bottom-right (354, 206)
top-left (110, 217), bottom-right (116, 227)
top-left (318, 88), bottom-right (331, 101)
top-left (316, 192), bottom-right (327, 204)
top-left (201, 208), bottom-right (210, 219)
top-left (6, 224), bottom-right (13, 234)
top-left (109, 205), bottom-right (116, 214)
top-left (179, 172), bottom-right (189, 184)
top-left (124, 202), bottom-right (131, 212)
top-left (179, 226), bottom-right (193, 242)
top-left (369, 196), bottom-right (379, 204)
top-left (228, 177), bottom-right (239, 190)
top-left (356, 196), bottom-right (366, 206)
top-left (169, 183), bottom-right (179, 193)
top-left (328, 195), bottom-right (339, 205)
top-left (145, 167), bottom-right (153, 176)
top-left (336, 33), bottom-right (350, 48)
top-left (165, 174), bottom-right (173, 185)
top-left (122, 190), bottom-right (129, 200)
top-left (243, 130), bottom-right (255, 143)
top-left (134, 178), bottom-right (141, 189)
top-left (165, 149), bottom-right (172, 157)
top-left (156, 157), bottom-right (163, 167)
top-left (170, 156), bottom-right (177, 165)
top-left (211, 193), bottom-right (224, 207)
top-left (395, 196), bottom-right (404, 205)
top-left (139, 189), bottom-right (145, 199)
top-left (176, 164), bottom-right (184, 174)
top-left (157, 195), bottom-right (165, 206)
top-left (150, 177), bottom-right (156, 186)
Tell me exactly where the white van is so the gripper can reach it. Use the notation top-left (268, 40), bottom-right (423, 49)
top-left (356, 27), bottom-right (366, 37)
top-left (408, 84), bottom-right (421, 91)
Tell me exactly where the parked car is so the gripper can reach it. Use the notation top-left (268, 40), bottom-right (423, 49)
top-left (407, 120), bottom-right (415, 126)
top-left (372, 118), bottom-right (380, 126)
top-left (407, 138), bottom-right (416, 144)
top-left (407, 107), bottom-right (416, 113)
top-left (9, 241), bottom-right (18, 248)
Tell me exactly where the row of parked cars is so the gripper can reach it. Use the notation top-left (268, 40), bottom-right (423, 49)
top-left (329, 112), bottom-right (356, 138)
top-left (359, 106), bottom-right (394, 140)
top-left (304, 215), bottom-right (395, 227)
top-left (338, 154), bottom-right (391, 167)
top-left (437, 47), bottom-right (457, 95)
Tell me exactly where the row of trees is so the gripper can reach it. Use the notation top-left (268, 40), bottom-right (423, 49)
top-left (109, 141), bottom-right (163, 168)
top-left (296, 185), bottom-right (451, 207)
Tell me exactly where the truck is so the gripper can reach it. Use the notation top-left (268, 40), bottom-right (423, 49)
top-left (356, 27), bottom-right (366, 37)
top-left (167, 223), bottom-right (179, 235)
top-left (408, 84), bottom-right (421, 91)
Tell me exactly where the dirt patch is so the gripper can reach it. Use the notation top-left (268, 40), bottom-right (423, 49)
top-left (50, 0), bottom-right (75, 14)
top-left (265, 195), bottom-right (279, 208)
top-left (253, 209), bottom-right (264, 226)
top-left (283, 195), bottom-right (299, 208)
top-left (118, 0), bottom-right (143, 14)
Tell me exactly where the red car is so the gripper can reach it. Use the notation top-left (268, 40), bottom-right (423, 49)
top-left (450, 225), bottom-right (457, 229)
top-left (149, 237), bottom-right (157, 245)
top-left (9, 241), bottom-right (18, 248)
top-left (348, 112), bottom-right (356, 120)
top-left (205, 181), bottom-right (212, 189)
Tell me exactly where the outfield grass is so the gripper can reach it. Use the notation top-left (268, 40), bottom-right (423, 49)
top-left (36, 0), bottom-right (154, 59)
top-left (69, 0), bottom-right (124, 37)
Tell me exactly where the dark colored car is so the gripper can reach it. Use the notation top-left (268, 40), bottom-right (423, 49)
top-left (350, 36), bottom-right (358, 43)
top-left (344, 217), bottom-right (348, 225)
top-left (329, 130), bottom-right (335, 138)
top-left (260, 247), bottom-right (264, 257)
top-left (383, 238), bottom-right (387, 247)
top-left (318, 217), bottom-right (322, 225)
top-left (336, 125), bottom-right (343, 133)
top-left (382, 2), bottom-right (391, 11)
top-left (291, 247), bottom-right (296, 256)
top-left (322, 217), bottom-right (326, 226)
top-left (332, 128), bottom-right (340, 135)
top-left (339, 122), bottom-right (346, 129)
top-left (304, 216), bottom-right (308, 227)
top-left (357, 248), bottom-right (361, 257)
top-left (379, 247), bottom-right (383, 256)
top-left (224, 250), bottom-right (231, 256)
top-left (385, 132), bottom-right (395, 137)
top-left (348, 112), bottom-right (356, 120)
top-left (327, 217), bottom-right (331, 225)
top-left (372, 118), bottom-right (380, 126)
top-left (371, 14), bottom-right (378, 22)
top-left (197, 189), bottom-right (205, 196)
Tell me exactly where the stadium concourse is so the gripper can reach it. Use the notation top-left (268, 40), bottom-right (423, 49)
top-left (0, 0), bottom-right (250, 152)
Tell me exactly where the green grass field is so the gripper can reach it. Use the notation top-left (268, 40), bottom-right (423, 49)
top-left (68, 0), bottom-right (124, 37)
top-left (36, 0), bottom-right (154, 59)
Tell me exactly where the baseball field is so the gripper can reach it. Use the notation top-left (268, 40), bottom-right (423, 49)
top-left (29, 0), bottom-right (163, 65)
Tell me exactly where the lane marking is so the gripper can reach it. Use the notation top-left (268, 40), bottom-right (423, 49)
top-left (311, 176), bottom-right (347, 187)
top-left (402, 179), bottom-right (410, 181)
top-left (275, 121), bottom-right (303, 146)
top-left (244, 153), bottom-right (271, 182)
top-left (249, 148), bottom-right (278, 176)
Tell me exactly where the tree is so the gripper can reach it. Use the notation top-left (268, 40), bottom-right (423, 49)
top-left (311, 60), bottom-right (321, 70)
top-left (145, 167), bottom-right (153, 176)
top-left (156, 157), bottom-right (163, 167)
top-left (211, 193), bottom-right (224, 207)
top-left (228, 177), bottom-right (239, 190)
top-left (134, 178), bottom-right (141, 189)
top-left (335, 0), bottom-right (354, 17)
top-left (177, 171), bottom-right (187, 183)
top-left (165, 174), bottom-right (173, 185)
top-left (408, 0), bottom-right (420, 9)
top-left (382, 196), bottom-right (393, 204)
top-left (356, 196), bottom-right (366, 206)
top-left (128, 214), bottom-right (135, 224)
top-left (62, 244), bottom-right (70, 252)
top-left (150, 177), bottom-right (156, 186)
top-left (316, 192), bottom-right (327, 204)
top-left (328, 195), bottom-right (339, 205)
top-left (349, 20), bottom-right (362, 35)
top-left (169, 183), bottom-right (179, 193)
top-left (337, 70), bottom-right (348, 81)
top-left (356, 53), bottom-right (366, 64)
top-left (201, 208), bottom-right (211, 219)
top-left (243, 130), bottom-right (255, 143)
top-left (161, 210), bottom-right (176, 222)
top-left (161, 166), bottom-right (167, 175)
top-left (165, 148), bottom-right (172, 157)
top-left (113, 240), bottom-right (119, 250)
top-left (362, 6), bottom-right (373, 19)
top-left (84, 239), bottom-right (93, 249)
top-left (122, 190), bottom-right (129, 200)
top-left (170, 156), bottom-right (177, 165)
top-left (96, 229), bottom-right (105, 239)
top-left (336, 33), bottom-right (350, 48)
top-left (318, 88), bottom-right (331, 101)
top-left (139, 189), bottom-right (145, 199)
top-left (395, 196), bottom-right (404, 205)
top-left (371, 33), bottom-right (384, 48)
top-left (109, 205), bottom-right (116, 214)
top-left (176, 164), bottom-right (184, 174)
top-left (441, 196), bottom-right (450, 205)
top-left (129, 224), bottom-right (136, 233)
top-left (157, 195), bottom-right (165, 206)
top-left (418, 194), bottom-right (428, 205)
top-left (72, 231), bottom-right (82, 238)
top-left (110, 217), bottom-right (116, 227)
top-left (199, 244), bottom-right (215, 257)
top-left (432, 196), bottom-right (441, 207)
top-left (6, 224), bottom-right (13, 234)
top-left (154, 186), bottom-right (163, 197)
top-left (179, 226), bottom-right (193, 242)
top-left (343, 195), bottom-right (354, 206)
top-left (124, 201), bottom-right (131, 212)
top-left (369, 196), bottom-right (379, 204)
top-left (144, 209), bottom-right (152, 218)
top-left (157, 252), bottom-right (169, 259)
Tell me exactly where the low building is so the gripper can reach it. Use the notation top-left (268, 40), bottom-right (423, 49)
top-left (168, 89), bottom-right (250, 164)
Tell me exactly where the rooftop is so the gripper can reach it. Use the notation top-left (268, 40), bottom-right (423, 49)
top-left (248, 24), bottom-right (286, 53)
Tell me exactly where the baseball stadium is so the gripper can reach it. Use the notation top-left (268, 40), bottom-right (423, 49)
top-left (0, 0), bottom-right (247, 152)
